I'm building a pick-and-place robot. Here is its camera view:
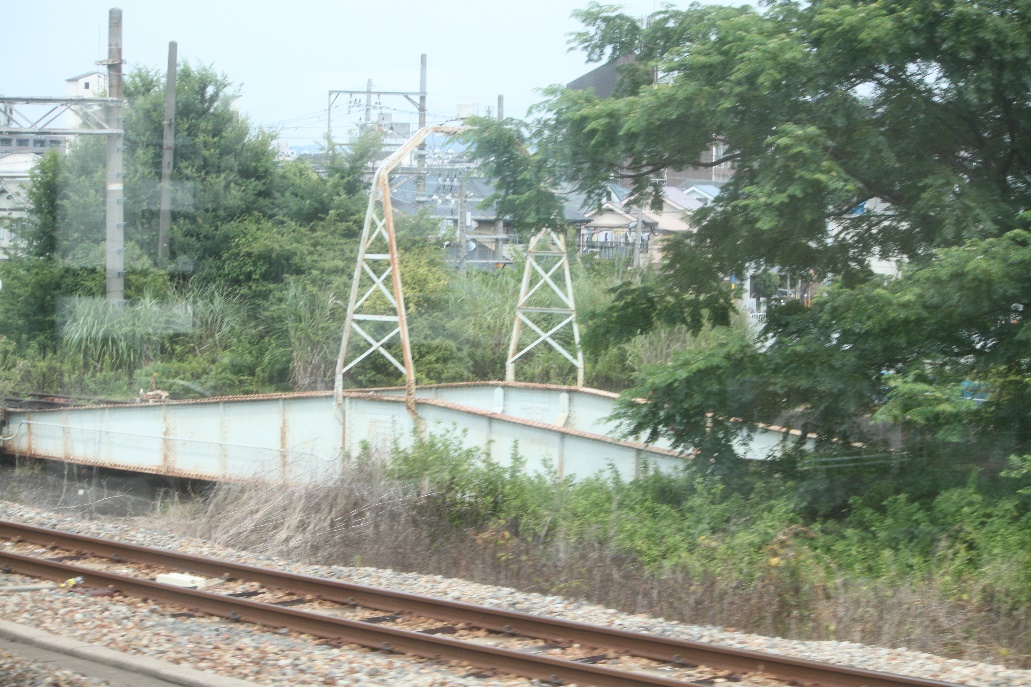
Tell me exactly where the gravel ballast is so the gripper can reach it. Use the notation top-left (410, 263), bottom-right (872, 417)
top-left (0, 500), bottom-right (1028, 687)
top-left (0, 645), bottom-right (111, 687)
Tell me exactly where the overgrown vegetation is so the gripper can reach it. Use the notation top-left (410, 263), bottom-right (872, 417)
top-left (133, 434), bottom-right (1030, 666)
top-left (0, 61), bottom-right (676, 398)
top-left (3, 0), bottom-right (1031, 667)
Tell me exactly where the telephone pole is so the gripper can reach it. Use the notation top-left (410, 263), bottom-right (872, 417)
top-left (103, 8), bottom-right (125, 302)
top-left (458, 177), bottom-right (467, 276)
top-left (327, 55), bottom-right (427, 187)
top-left (416, 54), bottom-right (427, 198)
top-left (158, 41), bottom-right (177, 265)
top-left (632, 205), bottom-right (644, 268)
top-left (0, 7), bottom-right (125, 302)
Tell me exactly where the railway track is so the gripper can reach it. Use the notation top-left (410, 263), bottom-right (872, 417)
top-left (0, 520), bottom-right (964, 687)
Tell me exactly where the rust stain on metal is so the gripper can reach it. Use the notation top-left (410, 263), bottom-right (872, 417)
top-left (2, 383), bottom-right (684, 479)
top-left (61, 410), bottom-right (70, 460)
top-left (360, 394), bottom-right (686, 459)
top-left (161, 406), bottom-right (173, 473)
top-left (279, 398), bottom-right (288, 482)
top-left (218, 402), bottom-right (228, 477)
top-left (3, 383), bottom-right (619, 414)
top-left (4, 449), bottom-right (223, 482)
top-left (25, 411), bottom-right (32, 456)
top-left (362, 381), bottom-right (622, 400)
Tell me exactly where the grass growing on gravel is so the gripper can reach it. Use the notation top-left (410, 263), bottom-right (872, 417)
top-left (136, 432), bottom-right (1031, 668)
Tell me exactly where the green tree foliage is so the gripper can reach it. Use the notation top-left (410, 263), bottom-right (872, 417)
top-left (122, 63), bottom-right (278, 265)
top-left (459, 117), bottom-right (568, 238)
top-left (516, 0), bottom-right (1031, 458)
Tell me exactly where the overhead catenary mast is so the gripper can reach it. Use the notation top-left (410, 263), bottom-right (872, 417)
top-left (327, 55), bottom-right (428, 196)
top-left (103, 7), bottom-right (125, 302)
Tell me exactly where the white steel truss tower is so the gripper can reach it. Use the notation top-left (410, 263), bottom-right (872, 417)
top-left (506, 228), bottom-right (584, 387)
top-left (334, 125), bottom-right (465, 411)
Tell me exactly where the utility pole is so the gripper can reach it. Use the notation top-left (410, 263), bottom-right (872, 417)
top-left (458, 177), bottom-right (467, 276)
top-left (326, 93), bottom-right (332, 157)
top-left (327, 56), bottom-right (427, 185)
top-left (158, 41), bottom-right (177, 266)
top-left (0, 8), bottom-right (123, 299)
top-left (416, 54), bottom-right (427, 199)
top-left (494, 95), bottom-right (505, 262)
top-left (632, 205), bottom-right (644, 269)
top-left (104, 8), bottom-right (125, 302)
top-left (364, 78), bottom-right (373, 129)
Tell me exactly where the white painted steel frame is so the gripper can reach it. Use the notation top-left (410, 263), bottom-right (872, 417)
top-left (1, 385), bottom-right (688, 484)
top-left (0, 97), bottom-right (118, 136)
top-left (506, 228), bottom-right (585, 387)
top-left (335, 125), bottom-right (466, 411)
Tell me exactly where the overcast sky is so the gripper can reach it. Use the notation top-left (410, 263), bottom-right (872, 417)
top-left (3, 1), bottom-right (747, 147)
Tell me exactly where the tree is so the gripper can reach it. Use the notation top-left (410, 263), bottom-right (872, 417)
top-left (121, 62), bottom-right (279, 268)
top-left (0, 150), bottom-right (95, 350)
top-left (486, 0), bottom-right (1031, 460)
top-left (459, 117), bottom-right (568, 241)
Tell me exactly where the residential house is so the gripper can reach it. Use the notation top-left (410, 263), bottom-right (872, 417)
top-left (680, 183), bottom-right (722, 206)
top-left (390, 170), bottom-right (594, 270)
top-left (567, 60), bottom-right (737, 188)
top-left (575, 184), bottom-right (703, 264)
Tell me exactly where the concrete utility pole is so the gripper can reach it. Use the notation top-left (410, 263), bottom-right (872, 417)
top-left (632, 205), bottom-right (644, 268)
top-left (327, 56), bottom-right (428, 187)
top-left (104, 8), bottom-right (125, 302)
top-left (0, 9), bottom-right (124, 300)
top-left (364, 79), bottom-right (373, 128)
top-left (416, 54), bottom-right (427, 198)
top-left (458, 177), bottom-right (467, 276)
top-left (494, 95), bottom-right (505, 262)
top-left (158, 41), bottom-right (177, 265)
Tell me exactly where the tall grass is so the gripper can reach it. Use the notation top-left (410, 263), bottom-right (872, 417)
top-left (59, 294), bottom-right (192, 373)
top-left (146, 434), bottom-right (1031, 667)
top-left (281, 280), bottom-right (340, 391)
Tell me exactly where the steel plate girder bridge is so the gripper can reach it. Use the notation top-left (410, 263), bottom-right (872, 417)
top-left (0, 127), bottom-right (793, 483)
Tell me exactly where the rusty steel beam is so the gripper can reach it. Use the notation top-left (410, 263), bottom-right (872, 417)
top-left (0, 522), bottom-right (964, 687)
top-left (335, 125), bottom-right (467, 413)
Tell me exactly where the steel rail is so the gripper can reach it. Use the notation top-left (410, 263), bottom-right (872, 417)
top-left (0, 549), bottom-right (704, 687)
top-left (0, 520), bottom-right (963, 687)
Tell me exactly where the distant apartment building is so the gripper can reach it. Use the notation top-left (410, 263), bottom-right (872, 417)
top-left (0, 153), bottom-right (36, 255)
top-left (0, 135), bottom-right (65, 155)
top-left (566, 59), bottom-right (735, 188)
top-left (0, 71), bottom-right (107, 257)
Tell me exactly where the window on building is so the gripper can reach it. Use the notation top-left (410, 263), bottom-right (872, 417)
top-left (0, 138), bottom-right (11, 147)
top-left (15, 139), bottom-right (30, 147)
top-left (49, 140), bottom-right (62, 148)
top-left (84, 82), bottom-right (90, 90)
top-left (713, 143), bottom-right (733, 169)
top-left (33, 139), bottom-right (47, 148)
